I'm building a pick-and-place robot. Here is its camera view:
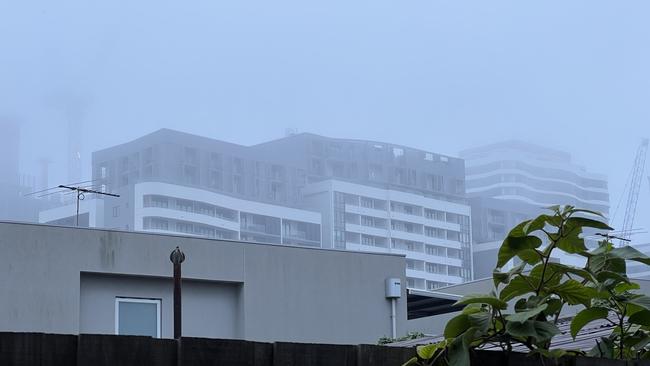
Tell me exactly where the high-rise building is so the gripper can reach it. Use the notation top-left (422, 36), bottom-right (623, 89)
top-left (461, 141), bottom-right (609, 213)
top-left (460, 141), bottom-right (610, 278)
top-left (41, 129), bottom-right (473, 290)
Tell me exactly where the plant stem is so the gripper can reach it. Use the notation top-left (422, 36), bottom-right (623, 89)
top-left (619, 309), bottom-right (625, 360)
top-left (537, 217), bottom-right (564, 295)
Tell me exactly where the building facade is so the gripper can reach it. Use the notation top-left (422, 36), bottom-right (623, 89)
top-left (41, 129), bottom-right (473, 291)
top-left (460, 141), bottom-right (609, 214)
top-left (303, 180), bottom-right (472, 289)
top-left (0, 221), bottom-right (407, 344)
top-left (460, 141), bottom-right (610, 278)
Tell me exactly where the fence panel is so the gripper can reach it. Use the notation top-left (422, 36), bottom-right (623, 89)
top-left (180, 337), bottom-right (272, 366)
top-left (0, 332), bottom-right (77, 366)
top-left (77, 334), bottom-right (176, 366)
top-left (357, 344), bottom-right (416, 366)
top-left (274, 342), bottom-right (357, 366)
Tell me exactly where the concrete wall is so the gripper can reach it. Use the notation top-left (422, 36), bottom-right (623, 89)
top-left (79, 273), bottom-right (242, 339)
top-left (0, 221), bottom-right (406, 344)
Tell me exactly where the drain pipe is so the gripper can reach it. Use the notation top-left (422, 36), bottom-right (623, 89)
top-left (385, 278), bottom-right (402, 339)
top-left (391, 298), bottom-right (397, 339)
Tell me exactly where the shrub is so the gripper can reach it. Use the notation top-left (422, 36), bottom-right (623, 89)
top-left (403, 205), bottom-right (650, 366)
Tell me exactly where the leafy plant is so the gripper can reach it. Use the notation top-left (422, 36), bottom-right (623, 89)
top-left (402, 205), bottom-right (650, 366)
top-left (577, 241), bottom-right (650, 359)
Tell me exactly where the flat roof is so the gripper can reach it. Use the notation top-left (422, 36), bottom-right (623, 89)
top-left (0, 220), bottom-right (406, 258)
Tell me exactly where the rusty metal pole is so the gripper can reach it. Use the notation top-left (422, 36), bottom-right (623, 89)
top-left (170, 246), bottom-right (185, 339)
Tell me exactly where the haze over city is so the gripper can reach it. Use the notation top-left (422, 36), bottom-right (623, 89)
top-left (1, 0), bottom-right (649, 240)
top-left (6, 2), bottom-right (650, 361)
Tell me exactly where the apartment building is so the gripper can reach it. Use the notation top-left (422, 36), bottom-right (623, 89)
top-left (303, 180), bottom-right (472, 289)
top-left (460, 141), bottom-right (610, 278)
top-left (41, 129), bottom-right (472, 290)
top-left (460, 140), bottom-right (609, 214)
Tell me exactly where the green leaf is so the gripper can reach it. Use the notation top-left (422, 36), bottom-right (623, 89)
top-left (529, 263), bottom-right (561, 288)
top-left (518, 249), bottom-right (543, 265)
top-left (506, 320), bottom-right (560, 342)
top-left (596, 270), bottom-right (630, 285)
top-left (550, 279), bottom-right (598, 307)
top-left (570, 307), bottom-right (609, 339)
top-left (610, 246), bottom-right (650, 266)
top-left (555, 228), bottom-right (588, 254)
top-left (565, 217), bottom-right (613, 231)
top-left (506, 304), bottom-right (548, 323)
top-left (566, 208), bottom-right (606, 218)
top-left (523, 214), bottom-right (558, 233)
top-left (591, 255), bottom-right (627, 274)
top-left (587, 337), bottom-right (614, 358)
top-left (401, 357), bottom-right (418, 366)
top-left (544, 298), bottom-right (563, 316)
top-left (632, 336), bottom-right (650, 351)
top-left (497, 234), bottom-right (543, 267)
top-left (547, 262), bottom-right (594, 282)
top-left (507, 220), bottom-right (531, 237)
top-left (461, 303), bottom-right (482, 315)
top-left (627, 295), bottom-right (650, 311)
top-left (629, 310), bottom-right (650, 327)
top-left (416, 342), bottom-right (444, 360)
top-left (468, 311), bottom-right (491, 332)
top-left (493, 261), bottom-right (527, 288)
top-left (546, 205), bottom-right (561, 213)
top-left (455, 294), bottom-right (508, 310)
top-left (444, 314), bottom-right (471, 339)
top-left (500, 275), bottom-right (536, 301)
top-left (533, 321), bottom-right (562, 342)
top-left (447, 333), bottom-right (470, 366)
top-left (614, 282), bottom-right (640, 293)
top-left (505, 320), bottom-right (535, 339)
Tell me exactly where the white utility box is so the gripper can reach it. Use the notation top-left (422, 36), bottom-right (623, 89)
top-left (385, 278), bottom-right (402, 298)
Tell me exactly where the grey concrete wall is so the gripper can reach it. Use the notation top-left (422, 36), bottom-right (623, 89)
top-left (80, 273), bottom-right (241, 339)
top-left (0, 221), bottom-right (406, 344)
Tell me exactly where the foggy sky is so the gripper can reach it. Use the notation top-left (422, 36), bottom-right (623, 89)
top-left (1, 1), bottom-right (649, 241)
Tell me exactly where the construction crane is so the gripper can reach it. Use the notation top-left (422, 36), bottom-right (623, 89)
top-left (619, 138), bottom-right (649, 245)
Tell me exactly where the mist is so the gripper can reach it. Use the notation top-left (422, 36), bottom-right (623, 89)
top-left (1, 0), bottom-right (649, 242)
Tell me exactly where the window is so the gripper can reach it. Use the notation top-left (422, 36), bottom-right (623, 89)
top-left (406, 259), bottom-right (416, 270)
top-left (406, 277), bottom-right (416, 288)
top-left (425, 153), bottom-right (434, 161)
top-left (361, 215), bottom-right (374, 227)
top-left (360, 197), bottom-right (374, 208)
top-left (426, 175), bottom-right (444, 192)
top-left (392, 147), bottom-right (404, 158)
top-left (115, 297), bottom-right (161, 338)
top-left (112, 206), bottom-right (119, 217)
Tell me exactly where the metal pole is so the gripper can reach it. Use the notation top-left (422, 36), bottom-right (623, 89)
top-left (76, 190), bottom-right (81, 227)
top-left (391, 298), bottom-right (397, 339)
top-left (170, 247), bottom-right (185, 339)
top-left (173, 262), bottom-right (181, 339)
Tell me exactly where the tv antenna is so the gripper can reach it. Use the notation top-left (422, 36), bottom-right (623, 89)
top-left (25, 180), bottom-right (120, 227)
top-left (57, 184), bottom-right (119, 227)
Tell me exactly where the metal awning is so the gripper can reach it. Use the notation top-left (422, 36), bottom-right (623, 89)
top-left (407, 289), bottom-right (464, 320)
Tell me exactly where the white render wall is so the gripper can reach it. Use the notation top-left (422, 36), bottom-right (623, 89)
top-left (302, 180), bottom-right (472, 290)
top-left (134, 182), bottom-right (320, 231)
top-left (462, 148), bottom-right (609, 210)
top-left (39, 198), bottom-right (104, 227)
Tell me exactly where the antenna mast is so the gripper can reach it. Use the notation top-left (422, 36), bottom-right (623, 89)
top-left (57, 185), bottom-right (120, 226)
